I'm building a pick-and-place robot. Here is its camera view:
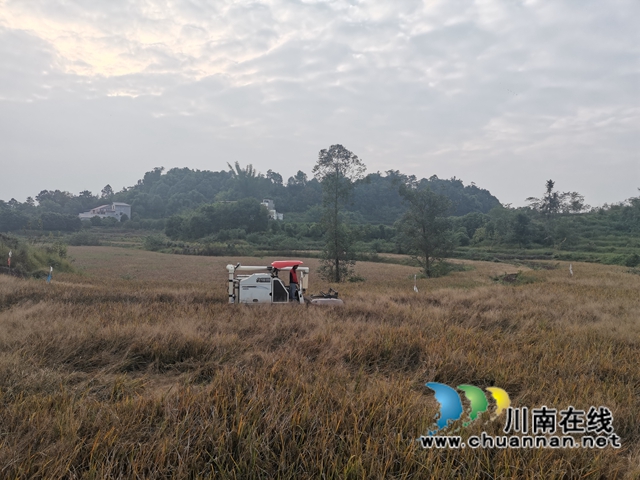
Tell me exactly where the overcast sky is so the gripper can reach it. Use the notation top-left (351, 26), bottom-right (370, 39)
top-left (1, 0), bottom-right (638, 207)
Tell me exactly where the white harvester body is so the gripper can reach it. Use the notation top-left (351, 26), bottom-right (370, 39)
top-left (226, 262), bottom-right (308, 305)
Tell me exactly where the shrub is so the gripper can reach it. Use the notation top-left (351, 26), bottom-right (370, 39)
top-left (217, 229), bottom-right (247, 241)
top-left (144, 235), bottom-right (166, 252)
top-left (348, 274), bottom-right (366, 282)
top-left (0, 233), bottom-right (74, 276)
top-left (102, 217), bottom-right (118, 227)
top-left (68, 231), bottom-right (101, 246)
top-left (625, 253), bottom-right (640, 267)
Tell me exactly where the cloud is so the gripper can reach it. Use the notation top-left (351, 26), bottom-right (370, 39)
top-left (0, 0), bottom-right (638, 205)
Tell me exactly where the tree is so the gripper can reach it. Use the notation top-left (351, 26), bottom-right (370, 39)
top-left (312, 145), bottom-right (366, 282)
top-left (526, 180), bottom-right (590, 248)
top-left (511, 211), bottom-right (532, 247)
top-left (227, 162), bottom-right (264, 199)
top-left (287, 170), bottom-right (308, 187)
top-left (526, 180), bottom-right (589, 216)
top-left (40, 212), bottom-right (82, 231)
top-left (227, 161), bottom-right (259, 180)
top-left (165, 199), bottom-right (269, 241)
top-left (101, 184), bottom-right (114, 199)
top-left (141, 167), bottom-right (165, 189)
top-left (266, 169), bottom-right (283, 185)
top-left (530, 180), bottom-right (560, 217)
top-left (563, 191), bottom-right (589, 214)
top-left (397, 185), bottom-right (453, 277)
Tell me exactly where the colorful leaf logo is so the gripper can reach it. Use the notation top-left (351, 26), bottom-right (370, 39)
top-left (426, 382), bottom-right (511, 434)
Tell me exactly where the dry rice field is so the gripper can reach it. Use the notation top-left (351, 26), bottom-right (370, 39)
top-left (1, 246), bottom-right (639, 479)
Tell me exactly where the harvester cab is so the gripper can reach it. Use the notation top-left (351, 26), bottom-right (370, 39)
top-left (226, 260), bottom-right (308, 305)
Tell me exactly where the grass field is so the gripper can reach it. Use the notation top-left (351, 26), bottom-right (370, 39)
top-left (1, 246), bottom-right (639, 478)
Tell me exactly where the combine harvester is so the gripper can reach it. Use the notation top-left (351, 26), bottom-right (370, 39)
top-left (226, 260), bottom-right (343, 306)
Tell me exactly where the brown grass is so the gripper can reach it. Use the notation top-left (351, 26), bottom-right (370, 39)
top-left (0, 247), bottom-right (638, 478)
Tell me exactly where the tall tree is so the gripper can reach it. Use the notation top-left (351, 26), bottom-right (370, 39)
top-left (101, 184), bottom-right (114, 199)
top-left (312, 144), bottom-right (366, 282)
top-left (526, 179), bottom-right (589, 248)
top-left (526, 180), bottom-right (589, 216)
top-left (397, 185), bottom-right (453, 278)
top-left (266, 169), bottom-right (283, 185)
top-left (227, 162), bottom-right (264, 199)
top-left (287, 170), bottom-right (308, 187)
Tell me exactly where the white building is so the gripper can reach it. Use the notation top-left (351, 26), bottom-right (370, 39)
top-left (79, 202), bottom-right (131, 221)
top-left (261, 199), bottom-right (283, 220)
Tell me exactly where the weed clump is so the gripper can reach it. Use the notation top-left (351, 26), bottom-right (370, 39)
top-left (491, 271), bottom-right (537, 286)
top-left (0, 233), bottom-right (74, 277)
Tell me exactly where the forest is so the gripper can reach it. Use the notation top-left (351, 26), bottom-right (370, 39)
top-left (1, 162), bottom-right (639, 269)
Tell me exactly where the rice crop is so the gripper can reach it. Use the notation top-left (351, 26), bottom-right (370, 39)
top-left (0, 247), bottom-right (638, 478)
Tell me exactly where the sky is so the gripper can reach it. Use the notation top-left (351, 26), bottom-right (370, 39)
top-left (0, 0), bottom-right (638, 207)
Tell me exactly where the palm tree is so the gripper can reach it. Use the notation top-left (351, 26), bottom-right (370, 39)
top-left (226, 162), bottom-right (263, 199)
